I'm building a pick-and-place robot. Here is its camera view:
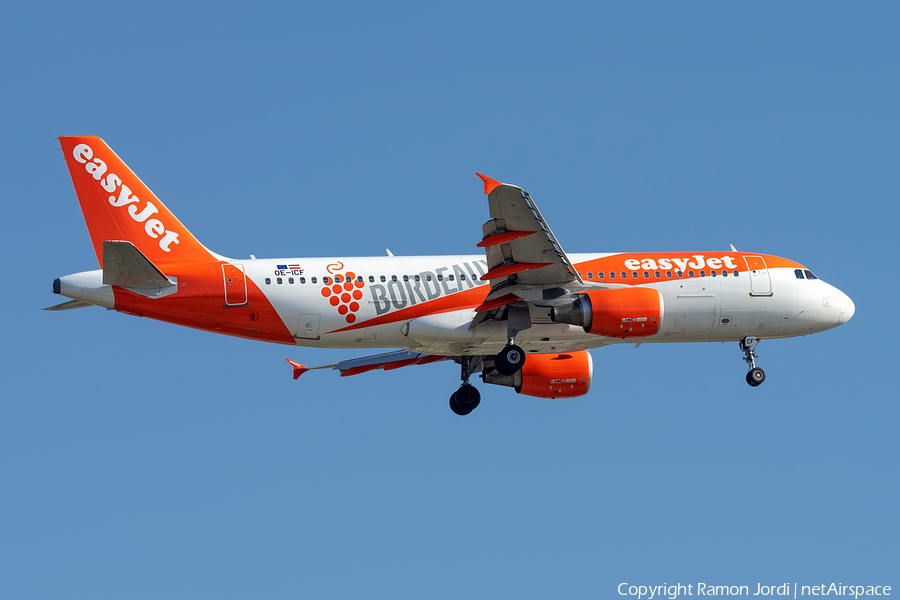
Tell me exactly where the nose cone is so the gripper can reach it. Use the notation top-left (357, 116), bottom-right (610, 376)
top-left (838, 291), bottom-right (855, 325)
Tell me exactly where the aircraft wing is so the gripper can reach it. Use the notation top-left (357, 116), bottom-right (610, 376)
top-left (473, 174), bottom-right (605, 324)
top-left (287, 351), bottom-right (450, 379)
top-left (476, 173), bottom-right (581, 289)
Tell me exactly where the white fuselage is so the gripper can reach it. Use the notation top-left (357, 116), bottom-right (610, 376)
top-left (238, 253), bottom-right (854, 355)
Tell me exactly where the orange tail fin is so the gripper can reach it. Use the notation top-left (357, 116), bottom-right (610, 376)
top-left (59, 136), bottom-right (215, 268)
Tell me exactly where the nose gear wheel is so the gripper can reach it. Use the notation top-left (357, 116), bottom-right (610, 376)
top-left (740, 336), bottom-right (766, 387)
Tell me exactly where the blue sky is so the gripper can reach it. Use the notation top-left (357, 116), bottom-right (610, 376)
top-left (2, 2), bottom-right (898, 598)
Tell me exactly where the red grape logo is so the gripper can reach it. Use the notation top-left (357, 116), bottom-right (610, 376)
top-left (321, 262), bottom-right (365, 324)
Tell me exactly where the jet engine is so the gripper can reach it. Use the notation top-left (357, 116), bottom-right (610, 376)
top-left (482, 350), bottom-right (593, 398)
top-left (550, 288), bottom-right (662, 338)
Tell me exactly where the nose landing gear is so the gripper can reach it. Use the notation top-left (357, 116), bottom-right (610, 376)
top-left (740, 336), bottom-right (766, 387)
top-left (449, 356), bottom-right (482, 415)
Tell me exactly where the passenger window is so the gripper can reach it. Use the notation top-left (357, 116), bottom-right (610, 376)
top-left (335, 275), bottom-right (342, 283)
top-left (323, 277), bottom-right (330, 284)
top-left (610, 272), bottom-right (616, 279)
top-left (448, 274), bottom-right (455, 281)
top-left (415, 274), bottom-right (421, 281)
top-left (655, 271), bottom-right (661, 278)
top-left (311, 277), bottom-right (317, 284)
top-left (676, 270), bottom-right (683, 277)
top-left (459, 274), bottom-right (465, 281)
top-left (437, 274), bottom-right (443, 281)
top-left (598, 272), bottom-right (604, 279)
top-left (587, 272), bottom-right (593, 279)
top-left (621, 272), bottom-right (627, 279)
top-left (795, 269), bottom-right (804, 279)
top-left (804, 270), bottom-right (818, 280)
top-left (733, 270), bottom-right (739, 277)
top-left (666, 271), bottom-right (672, 278)
top-left (403, 275), bottom-right (409, 282)
top-left (426, 275), bottom-right (432, 281)
top-left (380, 275), bottom-right (386, 282)
top-left (276, 277), bottom-right (283, 284)
top-left (631, 272), bottom-right (638, 279)
top-left (265, 278), bottom-right (271, 285)
top-left (300, 277), bottom-right (306, 284)
top-left (688, 270), bottom-right (695, 277)
top-left (700, 270), bottom-right (706, 277)
top-left (368, 276), bottom-right (375, 283)
top-left (721, 270), bottom-right (727, 277)
top-left (288, 277), bottom-right (294, 284)
top-left (391, 275), bottom-right (397, 282)
top-left (710, 270), bottom-right (716, 277)
top-left (643, 271), bottom-right (649, 278)
top-left (357, 276), bottom-right (363, 283)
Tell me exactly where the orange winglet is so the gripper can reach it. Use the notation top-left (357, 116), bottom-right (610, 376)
top-left (475, 293), bottom-right (520, 312)
top-left (286, 359), bottom-right (309, 380)
top-left (476, 230), bottom-right (537, 248)
top-left (480, 262), bottom-right (552, 281)
top-left (476, 173), bottom-right (503, 195)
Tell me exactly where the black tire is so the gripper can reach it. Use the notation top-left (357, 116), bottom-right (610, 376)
top-left (449, 386), bottom-right (481, 415)
top-left (495, 344), bottom-right (526, 376)
top-left (456, 385), bottom-right (481, 412)
top-left (449, 392), bottom-right (467, 415)
top-left (746, 367), bottom-right (766, 387)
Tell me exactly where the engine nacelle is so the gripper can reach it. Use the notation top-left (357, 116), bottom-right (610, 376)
top-left (551, 288), bottom-right (662, 339)
top-left (482, 350), bottom-right (593, 398)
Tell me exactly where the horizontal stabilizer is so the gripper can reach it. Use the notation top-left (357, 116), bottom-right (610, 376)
top-left (42, 299), bottom-right (94, 311)
top-left (102, 241), bottom-right (175, 289)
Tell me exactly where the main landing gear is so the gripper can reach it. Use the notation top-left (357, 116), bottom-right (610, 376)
top-left (495, 343), bottom-right (526, 377)
top-left (740, 336), bottom-right (766, 387)
top-left (450, 356), bottom-right (481, 416)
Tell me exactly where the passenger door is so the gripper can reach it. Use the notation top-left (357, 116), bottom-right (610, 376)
top-left (223, 263), bottom-right (248, 306)
top-left (743, 255), bottom-right (772, 296)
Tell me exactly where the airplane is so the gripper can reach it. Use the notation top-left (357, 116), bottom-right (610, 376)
top-left (48, 136), bottom-right (855, 415)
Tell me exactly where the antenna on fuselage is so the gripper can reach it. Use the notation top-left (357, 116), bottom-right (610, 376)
top-left (386, 249), bottom-right (395, 257)
top-left (730, 244), bottom-right (737, 251)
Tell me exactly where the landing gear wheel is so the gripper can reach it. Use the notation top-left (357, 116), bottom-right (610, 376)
top-left (495, 344), bottom-right (526, 376)
top-left (739, 337), bottom-right (766, 387)
top-left (449, 385), bottom-right (481, 416)
top-left (746, 367), bottom-right (766, 387)
top-left (449, 392), bottom-right (466, 415)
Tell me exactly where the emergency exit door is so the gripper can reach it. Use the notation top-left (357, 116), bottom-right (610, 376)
top-left (223, 263), bottom-right (248, 306)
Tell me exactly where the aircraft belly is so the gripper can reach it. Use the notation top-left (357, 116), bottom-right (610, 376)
top-left (400, 310), bottom-right (591, 356)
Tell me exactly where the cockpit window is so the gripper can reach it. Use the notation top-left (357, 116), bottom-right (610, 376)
top-left (804, 270), bottom-right (818, 280)
top-left (795, 269), bottom-right (804, 279)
